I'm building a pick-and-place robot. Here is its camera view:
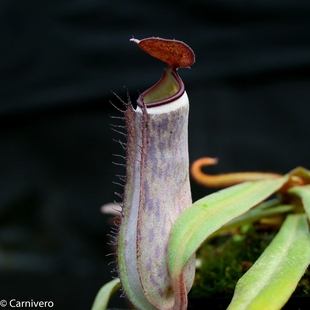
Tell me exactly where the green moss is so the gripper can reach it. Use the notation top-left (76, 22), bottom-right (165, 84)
top-left (295, 268), bottom-right (310, 296)
top-left (189, 224), bottom-right (310, 299)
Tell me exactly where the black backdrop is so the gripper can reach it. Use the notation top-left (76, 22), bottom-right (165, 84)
top-left (1, 1), bottom-right (310, 309)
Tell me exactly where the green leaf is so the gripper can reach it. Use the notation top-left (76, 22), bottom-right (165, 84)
top-left (217, 203), bottom-right (294, 234)
top-left (91, 278), bottom-right (121, 310)
top-left (288, 166), bottom-right (310, 181)
top-left (168, 176), bottom-right (288, 280)
top-left (288, 185), bottom-right (310, 220)
top-left (227, 214), bottom-right (310, 310)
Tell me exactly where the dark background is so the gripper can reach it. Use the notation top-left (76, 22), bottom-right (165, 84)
top-left (1, 0), bottom-right (310, 309)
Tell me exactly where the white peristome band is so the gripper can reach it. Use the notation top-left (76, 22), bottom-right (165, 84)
top-left (136, 91), bottom-right (189, 115)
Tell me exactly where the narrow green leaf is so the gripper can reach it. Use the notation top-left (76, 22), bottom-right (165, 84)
top-left (288, 185), bottom-right (310, 220)
top-left (168, 176), bottom-right (288, 279)
top-left (227, 214), bottom-right (310, 310)
top-left (288, 166), bottom-right (310, 181)
top-left (217, 203), bottom-right (294, 234)
top-left (91, 278), bottom-right (121, 310)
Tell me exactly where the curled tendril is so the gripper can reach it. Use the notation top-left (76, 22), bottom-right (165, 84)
top-left (190, 157), bottom-right (282, 188)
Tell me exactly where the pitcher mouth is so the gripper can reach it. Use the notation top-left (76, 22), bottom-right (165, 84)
top-left (131, 37), bottom-right (195, 109)
top-left (136, 67), bottom-right (184, 108)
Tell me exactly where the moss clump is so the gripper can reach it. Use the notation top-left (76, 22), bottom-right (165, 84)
top-left (294, 268), bottom-right (310, 296)
top-left (189, 223), bottom-right (310, 299)
top-left (189, 225), bottom-right (268, 298)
